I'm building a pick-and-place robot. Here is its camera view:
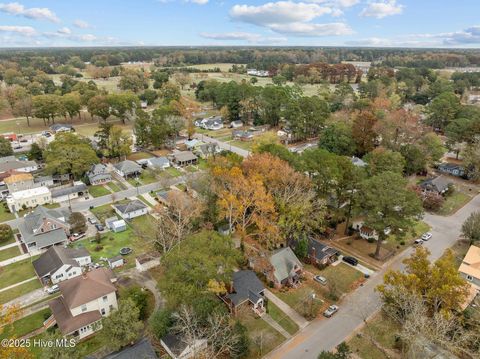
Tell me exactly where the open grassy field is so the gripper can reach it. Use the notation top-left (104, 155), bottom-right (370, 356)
top-left (0, 279), bottom-right (42, 304)
top-left (88, 185), bottom-right (111, 198)
top-left (0, 257), bottom-right (37, 290)
top-left (0, 245), bottom-right (21, 262)
top-left (0, 308), bottom-right (51, 340)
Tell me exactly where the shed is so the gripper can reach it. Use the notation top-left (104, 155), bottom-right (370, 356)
top-left (105, 217), bottom-right (127, 233)
top-left (107, 256), bottom-right (124, 269)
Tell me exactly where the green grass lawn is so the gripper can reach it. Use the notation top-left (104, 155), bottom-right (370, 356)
top-left (0, 257), bottom-right (38, 290)
top-left (165, 167), bottom-right (182, 177)
top-left (0, 234), bottom-right (16, 247)
top-left (274, 285), bottom-right (324, 320)
top-left (437, 192), bottom-right (472, 216)
top-left (127, 151), bottom-right (152, 161)
top-left (348, 312), bottom-right (402, 359)
top-left (106, 181), bottom-right (123, 192)
top-left (267, 301), bottom-right (299, 335)
top-left (136, 195), bottom-right (153, 207)
top-left (237, 309), bottom-right (285, 359)
top-left (88, 185), bottom-right (111, 198)
top-left (90, 204), bottom-right (116, 224)
top-left (185, 165), bottom-right (198, 173)
top-left (0, 279), bottom-right (42, 304)
top-left (0, 245), bottom-right (21, 262)
top-left (0, 205), bottom-right (15, 222)
top-left (229, 140), bottom-right (253, 151)
top-left (315, 263), bottom-right (364, 298)
top-left (71, 216), bottom-right (155, 268)
top-left (139, 170), bottom-right (160, 184)
top-left (0, 308), bottom-right (51, 339)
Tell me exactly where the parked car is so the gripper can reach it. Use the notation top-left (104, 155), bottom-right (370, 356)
top-left (323, 305), bottom-right (339, 318)
top-left (95, 223), bottom-right (104, 231)
top-left (46, 285), bottom-right (59, 294)
top-left (342, 256), bottom-right (358, 266)
top-left (421, 232), bottom-right (432, 241)
top-left (70, 232), bottom-right (86, 242)
top-left (88, 217), bottom-right (97, 224)
top-left (313, 275), bottom-right (327, 285)
top-left (414, 239), bottom-right (423, 246)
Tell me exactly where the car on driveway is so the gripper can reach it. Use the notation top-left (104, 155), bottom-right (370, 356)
top-left (95, 223), bottom-right (104, 231)
top-left (313, 275), bottom-right (327, 285)
top-left (414, 239), bottom-right (423, 246)
top-left (88, 217), bottom-right (98, 224)
top-left (342, 256), bottom-right (358, 266)
top-left (421, 232), bottom-right (432, 241)
top-left (70, 232), bottom-right (86, 242)
top-left (323, 305), bottom-right (339, 318)
top-left (46, 285), bottom-right (59, 294)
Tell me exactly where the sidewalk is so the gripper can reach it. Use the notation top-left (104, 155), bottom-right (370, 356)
top-left (264, 289), bottom-right (309, 329)
top-left (0, 277), bottom-right (36, 293)
top-left (3, 288), bottom-right (47, 309)
top-left (0, 242), bottom-right (19, 251)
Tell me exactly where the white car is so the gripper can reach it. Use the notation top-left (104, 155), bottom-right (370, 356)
top-left (46, 285), bottom-right (59, 294)
top-left (323, 305), bottom-right (339, 318)
top-left (414, 239), bottom-right (424, 246)
top-left (421, 232), bottom-right (432, 241)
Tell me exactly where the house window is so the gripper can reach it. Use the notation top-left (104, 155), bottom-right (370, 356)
top-left (55, 274), bottom-right (63, 279)
top-left (101, 308), bottom-right (106, 315)
top-left (81, 304), bottom-right (87, 312)
top-left (102, 295), bottom-right (108, 303)
top-left (109, 305), bottom-right (114, 311)
top-left (467, 275), bottom-right (473, 281)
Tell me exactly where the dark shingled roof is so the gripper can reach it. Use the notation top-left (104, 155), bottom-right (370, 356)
top-left (161, 333), bottom-right (189, 357)
top-left (51, 182), bottom-right (87, 198)
top-left (308, 239), bottom-right (339, 262)
top-left (114, 200), bottom-right (148, 214)
top-left (226, 270), bottom-right (265, 306)
top-left (104, 338), bottom-right (158, 359)
top-left (33, 245), bottom-right (90, 278)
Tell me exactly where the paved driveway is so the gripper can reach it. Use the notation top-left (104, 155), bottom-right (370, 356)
top-left (266, 195), bottom-right (480, 359)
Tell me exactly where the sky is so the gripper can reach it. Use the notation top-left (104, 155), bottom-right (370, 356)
top-left (0, 0), bottom-right (479, 48)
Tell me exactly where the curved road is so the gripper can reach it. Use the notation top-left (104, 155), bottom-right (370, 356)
top-left (266, 195), bottom-right (480, 359)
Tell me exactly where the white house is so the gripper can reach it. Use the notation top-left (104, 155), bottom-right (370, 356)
top-left (146, 157), bottom-right (170, 170)
top-left (0, 156), bottom-right (38, 175)
top-left (113, 160), bottom-right (142, 178)
top-left (6, 186), bottom-right (51, 212)
top-left (33, 246), bottom-right (91, 285)
top-left (47, 268), bottom-right (118, 340)
top-left (105, 217), bottom-right (127, 233)
top-left (113, 200), bottom-right (149, 220)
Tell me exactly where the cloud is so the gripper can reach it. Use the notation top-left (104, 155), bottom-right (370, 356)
top-left (270, 22), bottom-right (352, 36)
top-left (360, 0), bottom-right (403, 19)
top-left (441, 26), bottom-right (480, 45)
top-left (0, 2), bottom-right (59, 22)
top-left (57, 27), bottom-right (71, 35)
top-left (73, 19), bottom-right (91, 29)
top-left (199, 31), bottom-right (288, 43)
top-left (229, 1), bottom-right (352, 37)
top-left (0, 25), bottom-right (36, 36)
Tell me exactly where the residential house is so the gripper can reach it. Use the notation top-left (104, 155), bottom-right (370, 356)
top-left (33, 245), bottom-right (91, 285)
top-left (419, 175), bottom-right (452, 195)
top-left (0, 156), bottom-right (38, 176)
top-left (305, 239), bottom-right (339, 266)
top-left (113, 160), bottom-right (142, 178)
top-left (184, 139), bottom-right (201, 149)
top-left (34, 175), bottom-right (54, 188)
top-left (160, 333), bottom-right (207, 359)
top-left (223, 270), bottom-right (265, 316)
top-left (50, 123), bottom-right (75, 133)
top-left (146, 157), bottom-right (170, 170)
top-left (51, 181), bottom-right (87, 203)
top-left (107, 256), bottom-right (124, 269)
top-left (229, 120), bottom-right (243, 128)
top-left (104, 338), bottom-right (158, 359)
top-left (263, 247), bottom-right (303, 288)
top-left (47, 268), bottom-right (118, 339)
top-left (87, 164), bottom-right (112, 185)
top-left (105, 217), bottom-right (127, 233)
top-left (232, 130), bottom-right (253, 142)
top-left (437, 163), bottom-right (466, 178)
top-left (4, 172), bottom-right (34, 192)
top-left (459, 245), bottom-right (480, 290)
top-left (6, 186), bottom-right (51, 212)
top-left (196, 116), bottom-right (223, 130)
top-left (18, 205), bottom-right (70, 252)
top-left (170, 151), bottom-right (198, 167)
top-left (195, 143), bottom-right (219, 159)
top-left (247, 69), bottom-right (270, 77)
top-left (113, 200), bottom-right (148, 220)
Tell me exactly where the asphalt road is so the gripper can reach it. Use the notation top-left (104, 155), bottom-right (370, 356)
top-left (266, 194), bottom-right (480, 359)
